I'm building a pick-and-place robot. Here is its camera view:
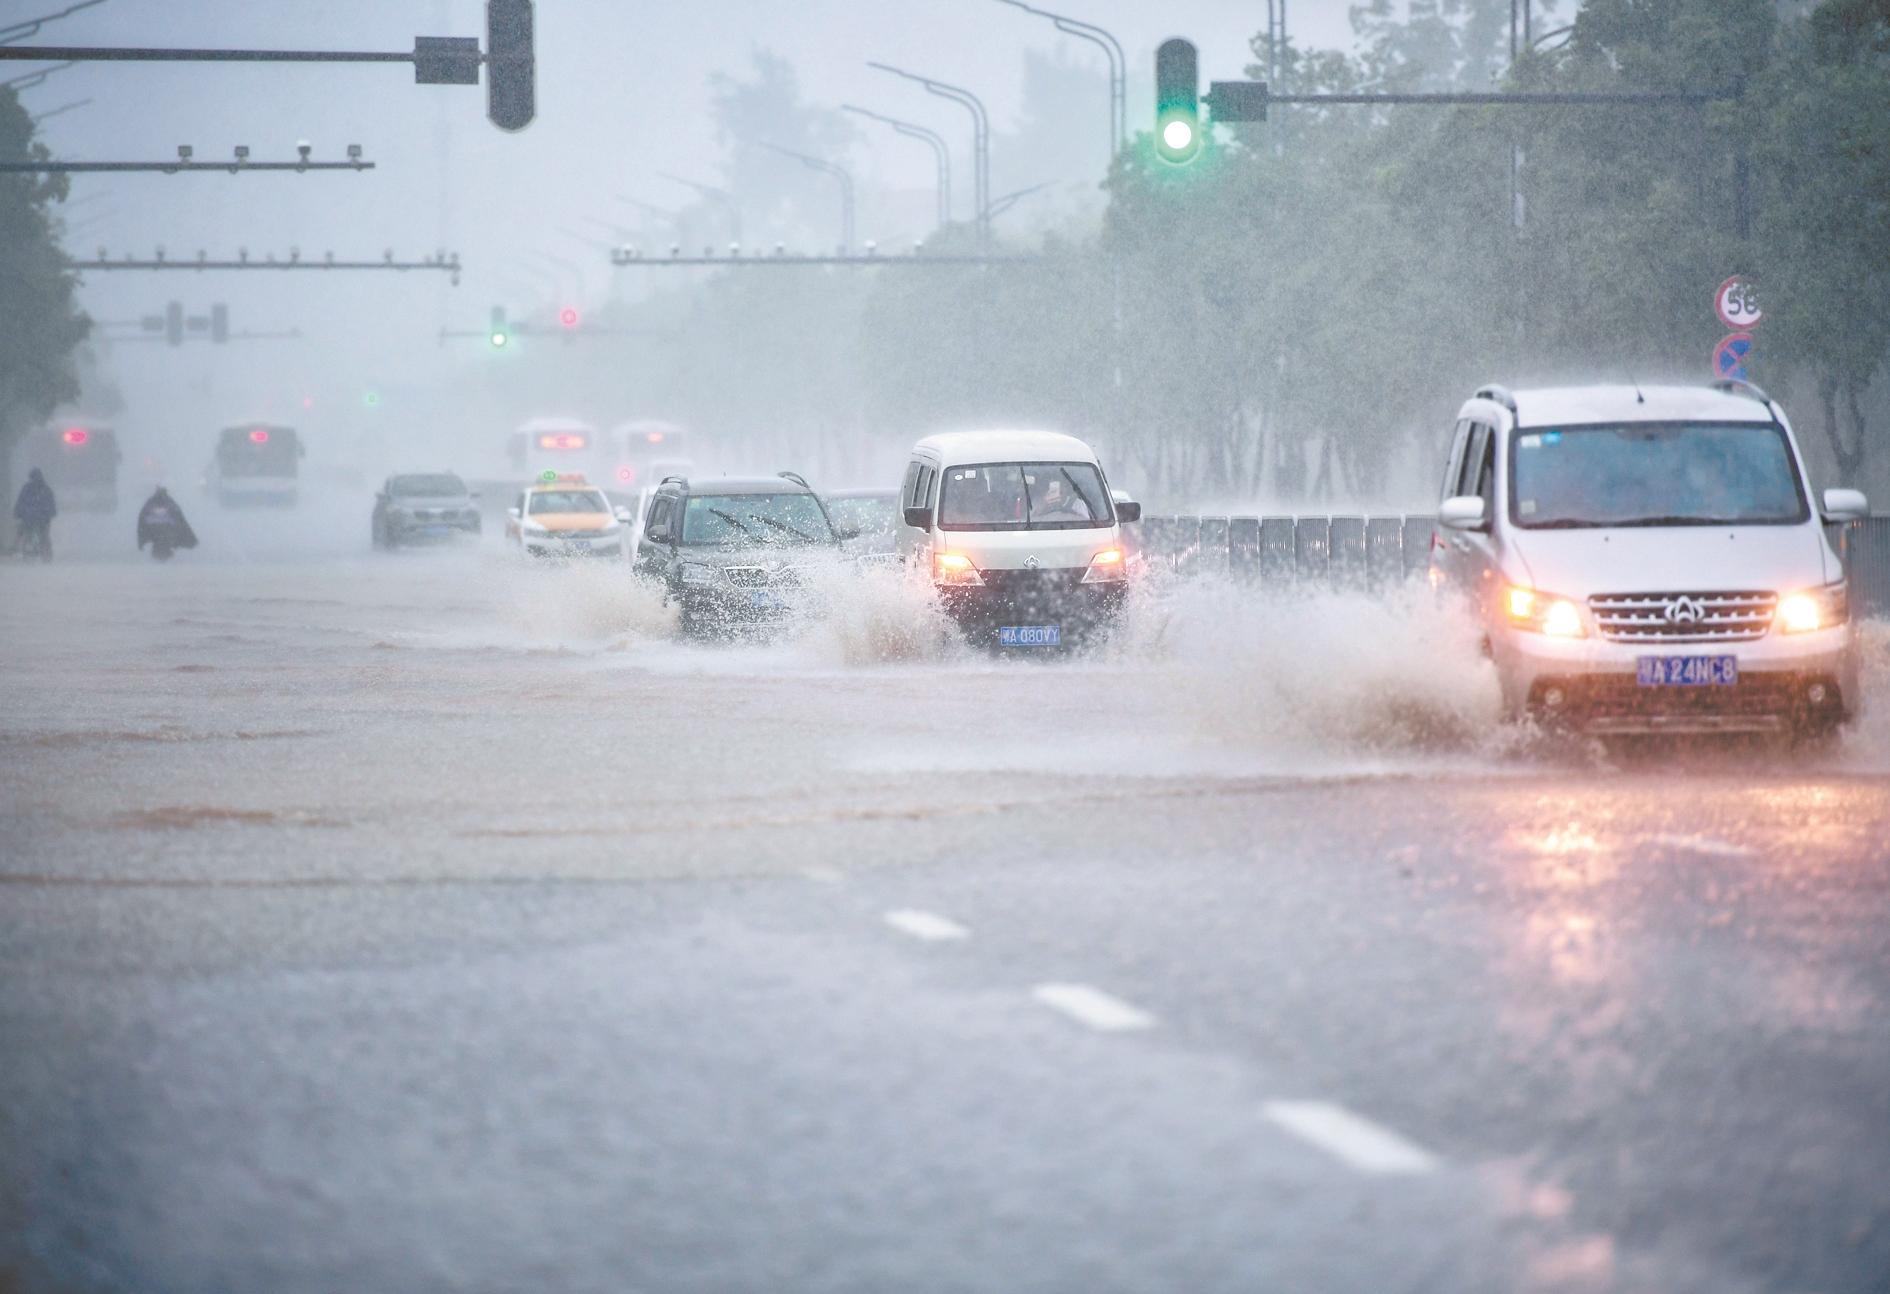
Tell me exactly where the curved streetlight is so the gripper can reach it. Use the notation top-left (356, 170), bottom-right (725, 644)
top-left (868, 61), bottom-right (990, 250)
top-left (991, 0), bottom-right (1123, 157)
top-left (656, 172), bottom-right (743, 247)
top-left (755, 141), bottom-right (854, 254)
top-left (842, 104), bottom-right (951, 230)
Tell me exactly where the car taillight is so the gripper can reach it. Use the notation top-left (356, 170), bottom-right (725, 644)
top-left (62, 428), bottom-right (88, 446)
top-left (249, 429), bottom-right (270, 444)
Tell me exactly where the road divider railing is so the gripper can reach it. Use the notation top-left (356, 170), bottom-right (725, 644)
top-left (1131, 512), bottom-right (1890, 617)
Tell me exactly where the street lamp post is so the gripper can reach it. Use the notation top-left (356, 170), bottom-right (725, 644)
top-left (841, 104), bottom-right (951, 231)
top-left (868, 61), bottom-right (990, 251)
top-left (991, 1), bottom-right (1123, 158)
top-left (656, 172), bottom-right (743, 248)
top-left (756, 142), bottom-right (854, 255)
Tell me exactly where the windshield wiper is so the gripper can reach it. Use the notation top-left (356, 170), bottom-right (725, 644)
top-left (1610, 514), bottom-right (1749, 527)
top-left (706, 507), bottom-right (760, 539)
top-left (756, 514), bottom-right (817, 543)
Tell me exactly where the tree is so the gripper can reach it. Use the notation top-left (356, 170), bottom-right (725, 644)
top-left (0, 85), bottom-right (90, 523)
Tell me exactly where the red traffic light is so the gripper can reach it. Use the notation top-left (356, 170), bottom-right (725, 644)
top-left (249, 428), bottom-right (271, 444)
top-left (61, 427), bottom-right (89, 446)
top-left (558, 307), bottom-right (580, 330)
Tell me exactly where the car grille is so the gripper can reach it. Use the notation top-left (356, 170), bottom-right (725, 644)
top-left (1587, 590), bottom-right (1777, 642)
top-left (724, 566), bottom-right (780, 588)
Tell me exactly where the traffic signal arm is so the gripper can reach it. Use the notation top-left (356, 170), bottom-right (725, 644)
top-left (1206, 81), bottom-right (1269, 122)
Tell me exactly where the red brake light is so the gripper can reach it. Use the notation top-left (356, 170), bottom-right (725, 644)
top-left (249, 429), bottom-right (270, 444)
top-left (645, 432), bottom-right (664, 444)
top-left (62, 428), bottom-right (89, 446)
top-left (537, 433), bottom-right (586, 451)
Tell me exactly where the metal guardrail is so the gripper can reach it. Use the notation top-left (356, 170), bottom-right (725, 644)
top-left (1134, 512), bottom-right (1890, 615)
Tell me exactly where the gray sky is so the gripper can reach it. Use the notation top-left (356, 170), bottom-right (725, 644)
top-left (19, 1), bottom-right (1366, 445)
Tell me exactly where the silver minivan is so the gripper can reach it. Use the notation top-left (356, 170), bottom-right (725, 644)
top-left (1432, 382), bottom-right (1868, 736)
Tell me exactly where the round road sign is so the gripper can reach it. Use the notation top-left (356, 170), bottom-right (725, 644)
top-left (1716, 277), bottom-right (1762, 330)
top-left (1713, 332), bottom-right (1755, 382)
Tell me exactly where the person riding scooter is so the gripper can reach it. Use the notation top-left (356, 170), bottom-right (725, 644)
top-left (13, 467), bottom-right (56, 561)
top-left (137, 486), bottom-right (198, 560)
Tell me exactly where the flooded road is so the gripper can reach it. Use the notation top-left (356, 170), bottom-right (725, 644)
top-left (4, 546), bottom-right (1889, 1292)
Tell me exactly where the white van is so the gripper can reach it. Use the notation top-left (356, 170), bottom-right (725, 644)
top-left (895, 430), bottom-right (1140, 648)
top-left (1432, 382), bottom-right (1868, 737)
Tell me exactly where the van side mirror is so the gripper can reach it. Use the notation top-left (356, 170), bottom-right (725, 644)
top-left (835, 525), bottom-right (861, 542)
top-left (1115, 500), bottom-right (1142, 523)
top-left (1438, 495), bottom-right (1488, 531)
top-left (614, 507), bottom-right (634, 524)
top-left (1822, 488), bottom-right (1869, 522)
top-left (646, 524), bottom-right (673, 545)
top-left (903, 506), bottom-right (933, 530)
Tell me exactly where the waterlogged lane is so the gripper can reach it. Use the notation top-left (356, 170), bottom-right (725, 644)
top-left (3, 553), bottom-right (1889, 1291)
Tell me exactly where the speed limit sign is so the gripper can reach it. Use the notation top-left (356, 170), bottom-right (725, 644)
top-left (1716, 277), bottom-right (1762, 329)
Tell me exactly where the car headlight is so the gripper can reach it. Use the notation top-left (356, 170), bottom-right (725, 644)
top-left (1080, 547), bottom-right (1127, 584)
top-left (1506, 585), bottom-right (1586, 637)
top-left (1777, 582), bottom-right (1847, 634)
top-left (933, 551), bottom-right (985, 587)
top-left (680, 563), bottom-right (720, 586)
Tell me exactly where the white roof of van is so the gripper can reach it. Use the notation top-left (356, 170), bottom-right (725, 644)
top-left (1494, 384), bottom-right (1776, 428)
top-left (911, 430), bottom-right (1099, 464)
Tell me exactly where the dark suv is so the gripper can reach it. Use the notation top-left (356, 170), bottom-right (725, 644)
top-left (633, 472), bottom-right (853, 637)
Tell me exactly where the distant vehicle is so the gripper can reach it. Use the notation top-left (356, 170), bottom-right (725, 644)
top-left (894, 431), bottom-right (1139, 649)
top-left (608, 420), bottom-right (692, 492)
top-left (505, 473), bottom-right (633, 559)
top-left (823, 487), bottom-right (900, 555)
top-left (209, 424), bottom-right (302, 507)
top-left (1432, 381), bottom-right (1867, 739)
top-left (18, 421), bottom-right (121, 512)
top-left (507, 417), bottom-right (604, 485)
top-left (372, 473), bottom-right (481, 549)
top-left (633, 471), bottom-right (851, 639)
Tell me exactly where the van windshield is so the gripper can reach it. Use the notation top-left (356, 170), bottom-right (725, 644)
top-left (1509, 422), bottom-right (1808, 529)
top-left (938, 462), bottom-right (1112, 531)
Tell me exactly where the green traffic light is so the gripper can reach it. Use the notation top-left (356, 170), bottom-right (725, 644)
top-left (1156, 110), bottom-right (1201, 164)
top-left (489, 331), bottom-right (509, 348)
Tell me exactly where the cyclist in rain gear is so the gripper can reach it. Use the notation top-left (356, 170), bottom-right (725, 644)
top-left (13, 468), bottom-right (56, 561)
top-left (137, 486), bottom-right (198, 560)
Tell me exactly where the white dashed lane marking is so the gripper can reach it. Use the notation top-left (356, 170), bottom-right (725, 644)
top-left (1031, 983), bottom-right (1156, 1032)
top-left (883, 909), bottom-right (970, 942)
top-left (1262, 1100), bottom-right (1439, 1175)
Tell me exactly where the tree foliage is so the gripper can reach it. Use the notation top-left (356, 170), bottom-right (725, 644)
top-left (0, 86), bottom-right (90, 507)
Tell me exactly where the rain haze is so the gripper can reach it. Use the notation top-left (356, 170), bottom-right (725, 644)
top-left (4, 2), bottom-right (1890, 1292)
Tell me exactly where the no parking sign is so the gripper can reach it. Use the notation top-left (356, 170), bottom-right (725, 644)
top-left (1713, 332), bottom-right (1754, 383)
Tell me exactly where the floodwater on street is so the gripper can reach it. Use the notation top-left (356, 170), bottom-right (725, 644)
top-left (4, 515), bottom-right (1889, 1293)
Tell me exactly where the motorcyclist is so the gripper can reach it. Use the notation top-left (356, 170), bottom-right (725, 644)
top-left (13, 468), bottom-right (56, 561)
top-left (137, 486), bottom-right (198, 559)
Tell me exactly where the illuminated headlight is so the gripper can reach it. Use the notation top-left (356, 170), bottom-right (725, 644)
top-left (1777, 583), bottom-right (1847, 634)
top-left (1506, 586), bottom-right (1586, 637)
top-left (933, 551), bottom-right (985, 586)
top-left (680, 563), bottom-right (720, 586)
top-left (1080, 548), bottom-right (1127, 584)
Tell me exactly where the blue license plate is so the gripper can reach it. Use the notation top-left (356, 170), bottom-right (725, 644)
top-left (999, 625), bottom-right (1060, 648)
top-left (1637, 655), bottom-right (1738, 687)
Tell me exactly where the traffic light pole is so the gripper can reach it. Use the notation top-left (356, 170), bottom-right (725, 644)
top-left (0, 1), bottom-right (535, 131)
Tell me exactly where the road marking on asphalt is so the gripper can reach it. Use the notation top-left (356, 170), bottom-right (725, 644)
top-left (801, 865), bottom-right (845, 885)
top-left (1031, 983), bottom-right (1156, 1032)
top-left (883, 909), bottom-right (970, 942)
top-left (1647, 834), bottom-right (1754, 859)
top-left (1262, 1101), bottom-right (1439, 1175)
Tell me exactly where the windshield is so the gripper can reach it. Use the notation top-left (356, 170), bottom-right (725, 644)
top-left (938, 462), bottom-right (1112, 531)
top-left (529, 490), bottom-right (609, 516)
top-left (681, 493), bottom-right (833, 546)
top-left (391, 474), bottom-right (466, 498)
top-left (826, 495), bottom-right (898, 535)
top-left (1509, 422), bottom-right (1808, 529)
